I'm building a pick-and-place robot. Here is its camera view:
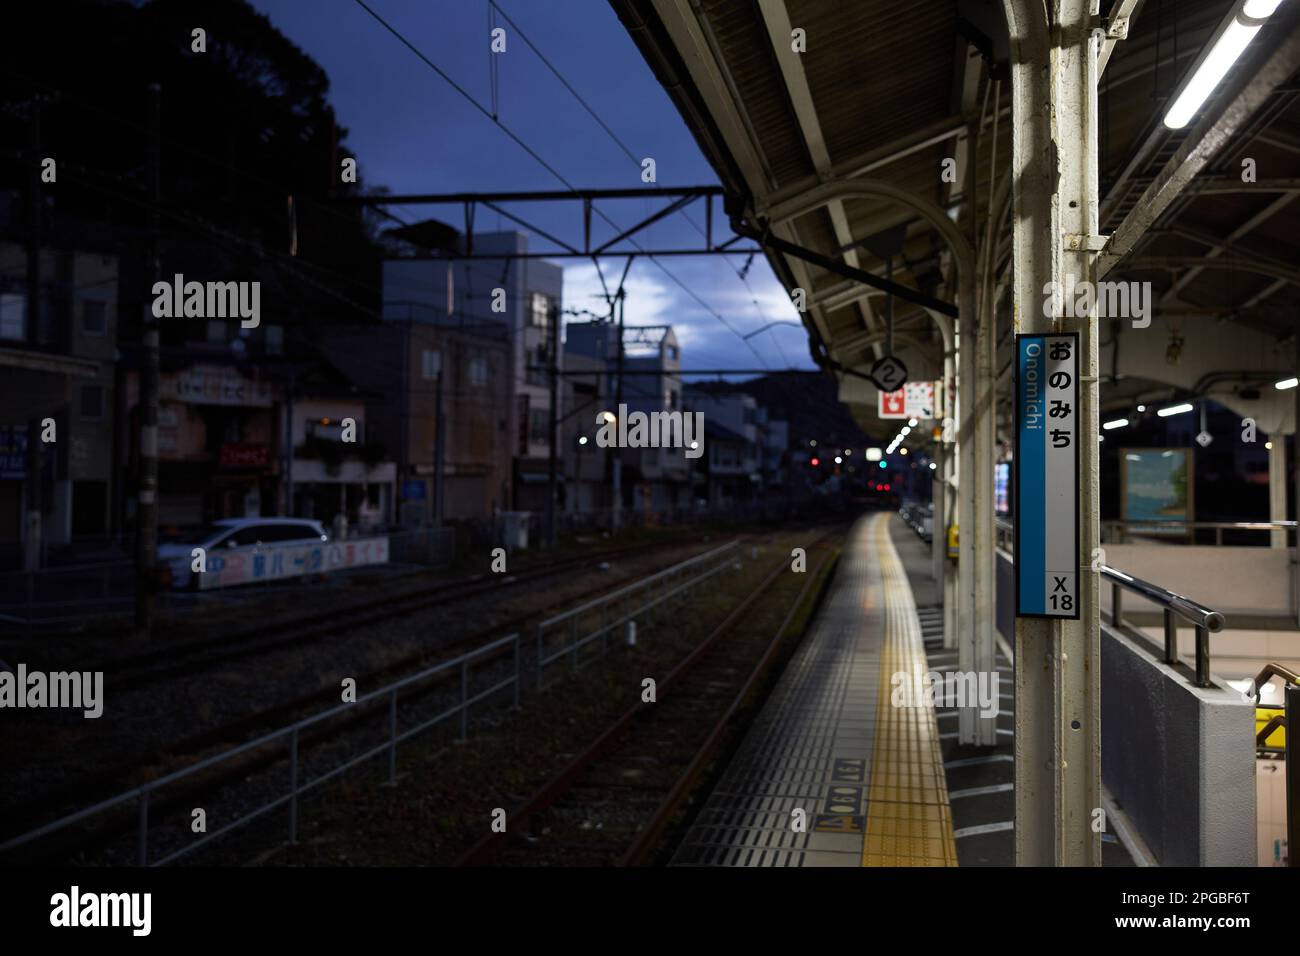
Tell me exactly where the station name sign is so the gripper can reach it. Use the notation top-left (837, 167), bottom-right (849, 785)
top-left (1015, 333), bottom-right (1079, 619)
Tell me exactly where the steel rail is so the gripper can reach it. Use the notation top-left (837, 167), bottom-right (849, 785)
top-left (618, 545), bottom-right (839, 866)
top-left (453, 534), bottom-right (834, 866)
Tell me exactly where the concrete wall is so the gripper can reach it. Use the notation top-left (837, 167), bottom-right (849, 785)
top-left (1101, 625), bottom-right (1256, 866)
top-left (995, 550), bottom-right (1257, 865)
top-left (1101, 543), bottom-right (1293, 619)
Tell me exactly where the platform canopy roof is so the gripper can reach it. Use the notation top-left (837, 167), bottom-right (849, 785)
top-left (611, 0), bottom-right (1300, 437)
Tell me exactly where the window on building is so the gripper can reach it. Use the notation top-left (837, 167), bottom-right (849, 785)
top-left (469, 356), bottom-right (488, 387)
top-left (0, 293), bottom-right (26, 340)
top-left (529, 408), bottom-right (550, 446)
top-left (667, 345), bottom-right (678, 360)
top-left (526, 343), bottom-right (549, 387)
top-left (422, 349), bottom-right (442, 380)
top-left (81, 300), bottom-right (107, 336)
top-left (530, 293), bottom-right (551, 329)
top-left (265, 325), bottom-right (284, 356)
top-left (206, 320), bottom-right (227, 345)
top-left (307, 418), bottom-right (345, 441)
top-left (79, 385), bottom-right (105, 421)
top-left (517, 394), bottom-right (531, 455)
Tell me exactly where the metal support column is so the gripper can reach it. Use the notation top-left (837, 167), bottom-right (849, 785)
top-left (611, 291), bottom-right (624, 531)
top-left (944, 346), bottom-right (960, 653)
top-left (135, 83), bottom-right (162, 637)
top-left (957, 321), bottom-right (996, 744)
top-left (932, 440), bottom-right (946, 583)
top-left (1006, 0), bottom-right (1103, 866)
top-left (1269, 433), bottom-right (1286, 548)
top-left (23, 99), bottom-right (42, 576)
top-left (957, 132), bottom-right (997, 747)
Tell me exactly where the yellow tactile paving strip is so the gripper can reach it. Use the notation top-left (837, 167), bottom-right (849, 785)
top-left (861, 516), bottom-right (959, 867)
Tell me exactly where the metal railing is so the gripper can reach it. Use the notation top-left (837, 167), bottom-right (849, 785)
top-left (995, 517), bottom-right (1226, 687)
top-left (0, 632), bottom-right (523, 866)
top-left (534, 540), bottom-right (740, 688)
top-left (1249, 664), bottom-right (1298, 867)
top-left (1102, 566), bottom-right (1225, 687)
top-left (1101, 519), bottom-right (1298, 546)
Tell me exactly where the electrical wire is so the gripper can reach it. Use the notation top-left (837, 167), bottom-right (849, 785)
top-left (349, 0), bottom-right (770, 369)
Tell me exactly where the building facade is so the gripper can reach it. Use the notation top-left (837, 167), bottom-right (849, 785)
top-left (381, 230), bottom-right (562, 513)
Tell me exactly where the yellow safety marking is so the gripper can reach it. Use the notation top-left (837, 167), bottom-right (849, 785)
top-left (862, 515), bottom-right (959, 867)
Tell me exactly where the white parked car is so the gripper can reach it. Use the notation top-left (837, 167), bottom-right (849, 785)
top-left (157, 517), bottom-right (329, 588)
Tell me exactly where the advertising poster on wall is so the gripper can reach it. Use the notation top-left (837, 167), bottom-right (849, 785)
top-left (1120, 448), bottom-right (1194, 536)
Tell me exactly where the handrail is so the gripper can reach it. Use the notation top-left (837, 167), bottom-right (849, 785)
top-left (1104, 519), bottom-right (1297, 530)
top-left (1101, 518), bottom-right (1297, 547)
top-left (993, 516), bottom-right (1227, 687)
top-left (1248, 662), bottom-right (1300, 702)
top-left (1099, 566), bottom-right (1224, 633)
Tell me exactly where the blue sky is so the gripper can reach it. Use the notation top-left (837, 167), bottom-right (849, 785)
top-left (251, 0), bottom-right (810, 372)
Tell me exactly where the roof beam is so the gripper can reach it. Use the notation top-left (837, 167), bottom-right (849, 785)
top-left (1255, 128), bottom-right (1300, 155)
top-left (756, 115), bottom-right (967, 217)
top-left (1097, 0), bottom-right (1145, 77)
top-left (1190, 176), bottom-right (1300, 195)
top-left (1098, 9), bottom-right (1300, 278)
top-left (755, 0), bottom-right (879, 345)
top-left (1124, 255), bottom-right (1300, 289)
top-left (1159, 192), bottom-right (1297, 303)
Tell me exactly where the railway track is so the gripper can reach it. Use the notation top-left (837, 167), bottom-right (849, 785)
top-left (106, 537), bottom-right (689, 689)
top-left (0, 537), bottom-right (746, 860)
top-left (455, 533), bottom-right (840, 867)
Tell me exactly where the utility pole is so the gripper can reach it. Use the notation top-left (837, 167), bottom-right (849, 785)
top-left (546, 303), bottom-right (559, 548)
top-left (433, 357), bottom-right (445, 528)
top-left (611, 288), bottom-right (624, 531)
top-left (24, 97), bottom-right (43, 576)
top-left (135, 83), bottom-right (161, 637)
top-left (284, 366), bottom-right (296, 516)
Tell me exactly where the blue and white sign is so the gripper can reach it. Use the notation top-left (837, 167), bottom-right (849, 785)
top-left (1015, 333), bottom-right (1079, 619)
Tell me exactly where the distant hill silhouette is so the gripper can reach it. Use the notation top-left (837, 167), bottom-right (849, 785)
top-left (688, 372), bottom-right (878, 451)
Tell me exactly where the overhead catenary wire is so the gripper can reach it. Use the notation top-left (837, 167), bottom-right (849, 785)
top-left (488, 0), bottom-right (793, 365)
top-left (349, 0), bottom-right (771, 370)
